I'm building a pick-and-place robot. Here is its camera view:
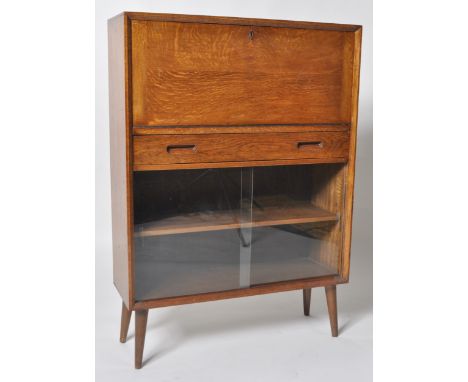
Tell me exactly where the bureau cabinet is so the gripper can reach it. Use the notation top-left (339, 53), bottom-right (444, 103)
top-left (108, 12), bottom-right (362, 369)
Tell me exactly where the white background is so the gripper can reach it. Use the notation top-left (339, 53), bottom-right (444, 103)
top-left (1, 1), bottom-right (467, 382)
top-left (95, 1), bottom-right (372, 381)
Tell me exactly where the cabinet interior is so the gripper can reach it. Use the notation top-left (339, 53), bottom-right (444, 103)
top-left (133, 163), bottom-right (345, 301)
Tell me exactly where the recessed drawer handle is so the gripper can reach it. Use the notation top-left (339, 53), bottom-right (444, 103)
top-left (166, 144), bottom-right (197, 154)
top-left (297, 141), bottom-right (323, 149)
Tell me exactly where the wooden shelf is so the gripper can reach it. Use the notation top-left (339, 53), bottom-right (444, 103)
top-left (134, 198), bottom-right (337, 237)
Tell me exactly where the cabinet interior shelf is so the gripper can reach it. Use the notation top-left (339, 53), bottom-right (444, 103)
top-left (134, 199), bottom-right (337, 237)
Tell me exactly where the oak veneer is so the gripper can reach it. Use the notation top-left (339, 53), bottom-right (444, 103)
top-left (133, 131), bottom-right (350, 167)
top-left (108, 12), bottom-right (362, 369)
top-left (131, 20), bottom-right (354, 126)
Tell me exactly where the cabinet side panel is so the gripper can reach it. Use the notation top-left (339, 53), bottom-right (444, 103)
top-left (108, 14), bottom-right (133, 308)
top-left (341, 28), bottom-right (362, 280)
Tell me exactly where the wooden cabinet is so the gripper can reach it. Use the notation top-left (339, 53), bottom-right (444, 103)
top-left (108, 12), bottom-right (362, 369)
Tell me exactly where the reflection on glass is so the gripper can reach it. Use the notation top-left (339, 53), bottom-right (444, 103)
top-left (239, 167), bottom-right (253, 288)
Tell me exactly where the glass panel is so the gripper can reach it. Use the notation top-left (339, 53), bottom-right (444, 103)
top-left (132, 163), bottom-right (344, 301)
top-left (133, 168), bottom-right (246, 300)
top-left (249, 164), bottom-right (344, 285)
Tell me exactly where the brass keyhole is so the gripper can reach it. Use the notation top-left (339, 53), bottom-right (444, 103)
top-left (248, 30), bottom-right (254, 40)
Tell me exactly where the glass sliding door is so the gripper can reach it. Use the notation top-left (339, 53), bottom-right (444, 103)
top-left (133, 168), bottom-right (245, 300)
top-left (248, 164), bottom-right (344, 286)
top-left (132, 163), bottom-right (344, 301)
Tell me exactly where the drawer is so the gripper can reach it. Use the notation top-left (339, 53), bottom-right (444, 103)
top-left (133, 132), bottom-right (349, 167)
top-left (131, 20), bottom-right (355, 127)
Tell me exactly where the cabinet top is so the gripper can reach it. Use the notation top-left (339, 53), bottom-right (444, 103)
top-left (109, 11), bottom-right (361, 32)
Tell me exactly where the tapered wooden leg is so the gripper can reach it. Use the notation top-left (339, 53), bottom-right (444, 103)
top-left (135, 309), bottom-right (148, 369)
top-left (325, 285), bottom-right (338, 337)
top-left (120, 302), bottom-right (132, 343)
top-left (302, 288), bottom-right (311, 316)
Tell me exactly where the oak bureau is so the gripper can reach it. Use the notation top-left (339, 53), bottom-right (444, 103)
top-left (108, 12), bottom-right (362, 369)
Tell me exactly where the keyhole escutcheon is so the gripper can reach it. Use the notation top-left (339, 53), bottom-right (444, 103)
top-left (248, 30), bottom-right (254, 41)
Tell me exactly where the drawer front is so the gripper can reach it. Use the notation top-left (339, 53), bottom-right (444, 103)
top-left (131, 20), bottom-right (355, 127)
top-left (133, 132), bottom-right (349, 166)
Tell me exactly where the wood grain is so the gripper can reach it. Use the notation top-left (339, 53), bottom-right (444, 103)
top-left (108, 13), bottom-right (134, 309)
top-left (131, 20), bottom-right (356, 126)
top-left (341, 27), bottom-right (362, 281)
top-left (133, 132), bottom-right (349, 167)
